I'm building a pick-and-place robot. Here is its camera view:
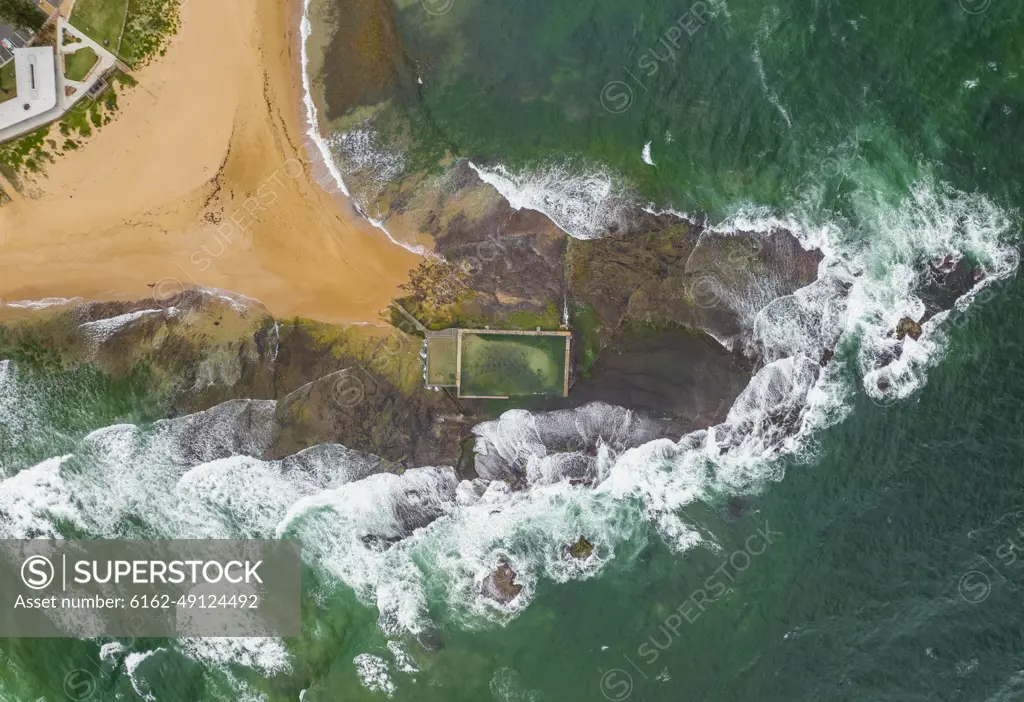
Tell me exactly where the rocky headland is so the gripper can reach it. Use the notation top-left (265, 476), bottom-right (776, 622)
top-left (4, 141), bottom-right (983, 475)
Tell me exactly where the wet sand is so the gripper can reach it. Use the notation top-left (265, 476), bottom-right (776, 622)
top-left (0, 0), bottom-right (420, 324)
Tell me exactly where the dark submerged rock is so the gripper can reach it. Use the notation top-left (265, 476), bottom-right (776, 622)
top-left (416, 629), bottom-right (445, 652)
top-left (552, 328), bottom-right (752, 432)
top-left (568, 224), bottom-right (823, 353)
top-left (918, 255), bottom-right (983, 323)
top-left (726, 496), bottom-right (754, 519)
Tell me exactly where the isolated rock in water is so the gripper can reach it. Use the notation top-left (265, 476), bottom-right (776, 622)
top-left (566, 536), bottom-right (595, 560)
top-left (481, 563), bottom-right (523, 604)
top-left (895, 317), bottom-right (923, 341)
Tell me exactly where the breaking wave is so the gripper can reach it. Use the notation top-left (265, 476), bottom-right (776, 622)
top-left (468, 161), bottom-right (633, 239)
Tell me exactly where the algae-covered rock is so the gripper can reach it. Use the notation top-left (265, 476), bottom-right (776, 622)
top-left (480, 563), bottom-right (523, 604)
top-left (393, 162), bottom-right (568, 331)
top-left (0, 291), bottom-right (464, 467)
top-left (566, 536), bottom-right (594, 560)
top-left (895, 316), bottom-right (922, 341)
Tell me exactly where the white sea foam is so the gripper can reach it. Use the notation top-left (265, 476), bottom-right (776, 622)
top-left (642, 142), bottom-right (655, 166)
top-left (0, 391), bottom-right (379, 541)
top-left (0, 360), bottom-right (21, 477)
top-left (339, 174), bottom-right (1012, 632)
top-left (299, 2), bottom-right (349, 198)
top-left (163, 285), bottom-right (265, 317)
top-left (320, 127), bottom-right (432, 253)
top-left (353, 654), bottom-right (396, 697)
top-left (751, 271), bottom-right (849, 363)
top-left (468, 161), bottom-right (631, 239)
top-left (205, 671), bottom-right (270, 702)
top-left (99, 641), bottom-right (125, 662)
top-left (2, 296), bottom-right (83, 310)
top-left (752, 11), bottom-right (793, 129)
top-left (298, 2), bottom-right (425, 257)
top-left (407, 175), bottom-right (1013, 620)
top-left (270, 404), bottom-right (661, 631)
top-left (276, 466), bottom-right (456, 634)
top-left (490, 667), bottom-right (541, 702)
top-left (4, 168), bottom-right (1013, 632)
top-left (386, 640), bottom-right (419, 674)
top-left (124, 650), bottom-right (164, 701)
top-left (364, 212), bottom-right (430, 255)
top-left (178, 638), bottom-right (292, 676)
top-left (0, 455), bottom-right (78, 538)
top-left (78, 309), bottom-right (164, 345)
top-left (751, 46), bottom-right (792, 128)
top-left (326, 128), bottom-right (406, 197)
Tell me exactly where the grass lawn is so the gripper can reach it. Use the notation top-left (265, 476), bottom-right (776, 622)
top-left (70, 0), bottom-right (128, 49)
top-left (460, 333), bottom-right (568, 398)
top-left (0, 61), bottom-right (16, 105)
top-left (64, 47), bottom-right (98, 81)
top-left (426, 335), bottom-right (458, 387)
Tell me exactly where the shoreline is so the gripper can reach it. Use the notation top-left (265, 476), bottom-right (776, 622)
top-left (294, 0), bottom-right (427, 256)
top-left (0, 0), bottom-right (421, 326)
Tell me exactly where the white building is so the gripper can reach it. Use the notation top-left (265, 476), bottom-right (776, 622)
top-left (0, 47), bottom-right (57, 130)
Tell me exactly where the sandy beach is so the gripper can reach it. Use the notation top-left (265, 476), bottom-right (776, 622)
top-left (0, 0), bottom-right (420, 324)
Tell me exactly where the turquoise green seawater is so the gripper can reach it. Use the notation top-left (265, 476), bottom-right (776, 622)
top-left (3, 0), bottom-right (1024, 698)
top-left (374, 0), bottom-right (1023, 223)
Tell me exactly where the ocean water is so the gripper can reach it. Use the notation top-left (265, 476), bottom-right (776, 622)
top-left (320, 0), bottom-right (1023, 229)
top-left (3, 0), bottom-right (1024, 699)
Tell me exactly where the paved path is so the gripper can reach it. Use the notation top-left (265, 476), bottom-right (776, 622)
top-left (0, 17), bottom-right (116, 144)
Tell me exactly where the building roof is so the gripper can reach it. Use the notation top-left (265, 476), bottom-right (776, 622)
top-left (0, 47), bottom-right (57, 131)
